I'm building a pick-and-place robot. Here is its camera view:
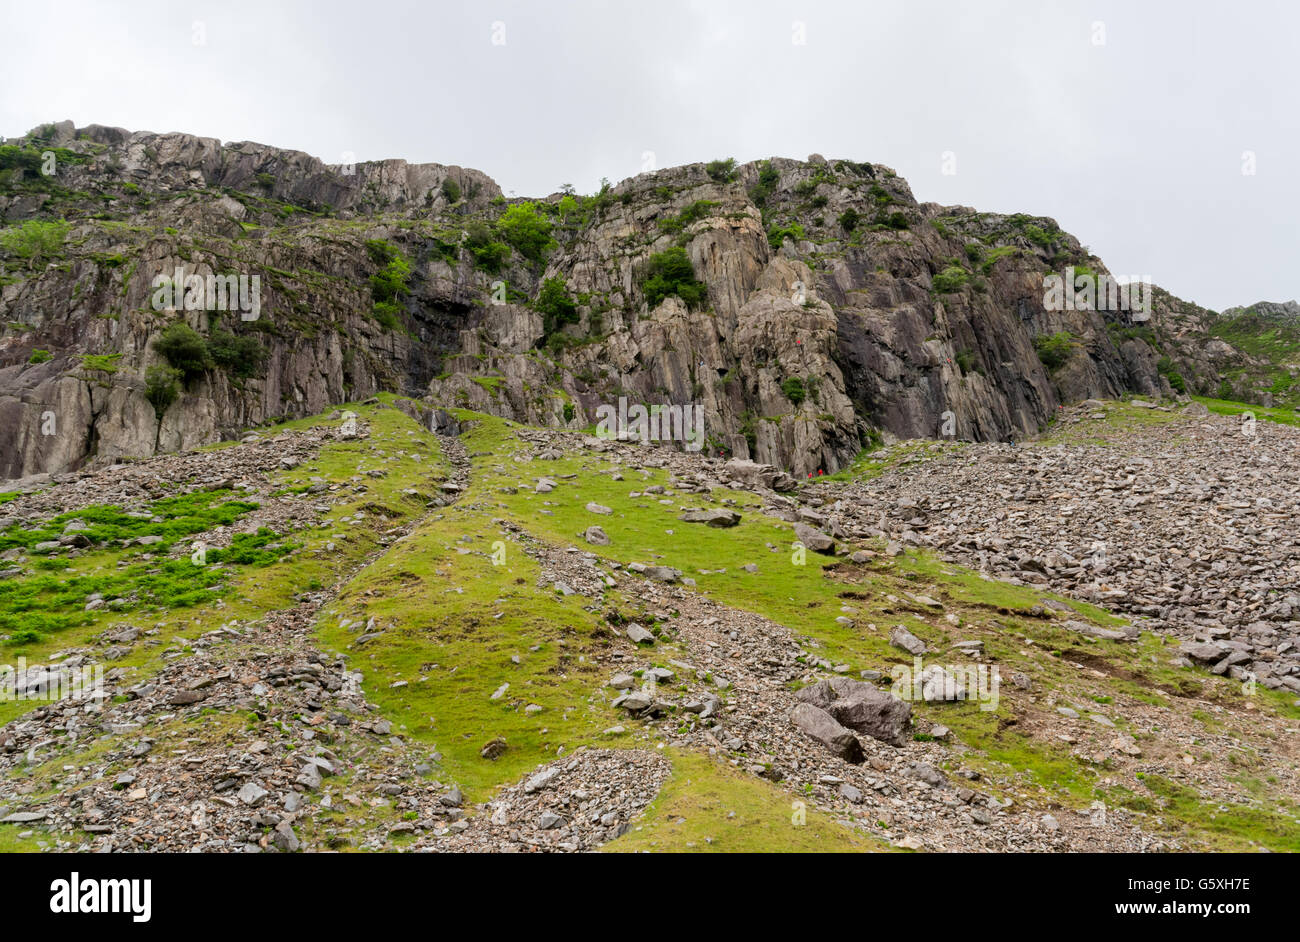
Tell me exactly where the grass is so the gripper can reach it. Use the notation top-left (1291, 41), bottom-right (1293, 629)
top-left (605, 749), bottom-right (885, 852)
top-left (0, 397), bottom-right (449, 729)
top-left (7, 400), bottom-right (1298, 853)
top-left (440, 410), bottom-right (1300, 847)
top-left (1101, 772), bottom-right (1300, 852)
top-left (1193, 395), bottom-right (1300, 427)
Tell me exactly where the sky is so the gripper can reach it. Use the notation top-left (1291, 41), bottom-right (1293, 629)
top-left (1, 0), bottom-right (1295, 311)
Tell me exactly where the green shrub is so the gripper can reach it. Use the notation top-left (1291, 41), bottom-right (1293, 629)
top-left (373, 302), bottom-right (401, 330)
top-left (534, 277), bottom-right (579, 337)
top-left (28, 349), bottom-right (52, 364)
top-left (463, 221), bottom-right (510, 272)
top-left (932, 266), bottom-right (968, 294)
top-left (781, 377), bottom-right (807, 405)
top-left (1025, 224), bottom-right (1054, 247)
top-left (1034, 332), bottom-right (1077, 371)
top-left (706, 158), bottom-right (737, 183)
top-left (1157, 356), bottom-right (1187, 393)
top-left (368, 240), bottom-right (410, 329)
top-left (207, 331), bottom-right (266, 378)
top-left (496, 202), bottom-right (554, 262)
top-left (562, 402), bottom-right (576, 423)
top-left (955, 349), bottom-right (976, 373)
top-left (80, 353), bottom-right (122, 373)
top-left (659, 200), bottom-right (719, 235)
top-left (144, 365), bottom-right (181, 418)
top-left (838, 208), bottom-right (860, 233)
top-left (0, 219), bottom-right (71, 270)
top-left (641, 247), bottom-right (707, 309)
top-left (154, 323), bottom-right (212, 380)
top-left (767, 221), bottom-right (806, 249)
top-left (748, 160), bottom-right (780, 206)
top-left (441, 176), bottom-right (461, 203)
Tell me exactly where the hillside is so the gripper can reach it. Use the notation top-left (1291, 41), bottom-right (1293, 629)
top-left (0, 395), bottom-right (1297, 852)
top-left (0, 120), bottom-right (1224, 481)
top-left (2, 122), bottom-right (1298, 856)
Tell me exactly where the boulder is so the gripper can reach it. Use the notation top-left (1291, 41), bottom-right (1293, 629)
top-left (790, 703), bottom-right (865, 763)
top-left (793, 522), bottom-right (835, 554)
top-left (678, 508), bottom-right (741, 527)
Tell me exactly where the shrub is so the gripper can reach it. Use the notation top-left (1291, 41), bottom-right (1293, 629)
top-left (372, 302), bottom-right (401, 330)
top-left (838, 208), bottom-right (860, 233)
top-left (463, 221), bottom-right (510, 272)
top-left (1025, 224), bottom-right (1054, 247)
top-left (767, 221), bottom-right (806, 249)
top-left (932, 266), bottom-right (968, 294)
top-left (641, 247), bottom-right (707, 309)
top-left (659, 199), bottom-right (719, 235)
top-left (207, 331), bottom-right (266, 378)
top-left (781, 377), bottom-right (807, 405)
top-left (144, 365), bottom-right (181, 418)
top-left (955, 349), bottom-right (976, 373)
top-left (880, 210), bottom-right (910, 230)
top-left (748, 160), bottom-right (780, 206)
top-left (1157, 356), bottom-right (1187, 393)
top-left (28, 349), bottom-right (52, 364)
top-left (706, 158), bottom-right (737, 183)
top-left (562, 402), bottom-right (576, 423)
top-left (153, 323), bottom-right (212, 381)
top-left (496, 202), bottom-right (554, 262)
top-left (368, 241), bottom-right (410, 329)
top-left (1034, 332), bottom-right (1076, 371)
top-left (441, 176), bottom-right (461, 203)
top-left (80, 353), bottom-right (122, 373)
top-left (534, 277), bottom-right (579, 336)
top-left (0, 219), bottom-right (71, 270)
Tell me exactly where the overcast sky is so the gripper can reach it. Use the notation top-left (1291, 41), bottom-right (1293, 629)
top-left (2, 0), bottom-right (1295, 310)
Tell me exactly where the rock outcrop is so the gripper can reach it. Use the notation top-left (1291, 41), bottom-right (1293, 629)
top-left (0, 122), bottom-right (1256, 481)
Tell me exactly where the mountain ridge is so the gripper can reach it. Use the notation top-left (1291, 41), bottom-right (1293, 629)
top-left (0, 119), bottom-right (1279, 481)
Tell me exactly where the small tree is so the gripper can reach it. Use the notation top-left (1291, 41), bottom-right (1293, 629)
top-left (154, 323), bottom-right (212, 381)
top-left (706, 158), bottom-right (738, 183)
top-left (0, 219), bottom-right (71, 271)
top-left (144, 365), bottom-right (181, 418)
top-left (1034, 332), bottom-right (1076, 371)
top-left (781, 377), bottom-right (807, 405)
top-left (535, 277), bottom-right (578, 337)
top-left (642, 247), bottom-right (707, 309)
top-left (496, 202), bottom-right (554, 263)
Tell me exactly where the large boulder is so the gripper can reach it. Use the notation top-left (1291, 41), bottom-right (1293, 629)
top-left (678, 508), bottom-right (741, 527)
top-left (790, 703), bottom-right (865, 763)
top-left (798, 676), bottom-right (912, 747)
top-left (721, 459), bottom-right (798, 493)
top-left (793, 522), bottom-right (835, 554)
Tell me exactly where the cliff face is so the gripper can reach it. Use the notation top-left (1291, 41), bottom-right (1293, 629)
top-left (0, 122), bottom-right (1215, 481)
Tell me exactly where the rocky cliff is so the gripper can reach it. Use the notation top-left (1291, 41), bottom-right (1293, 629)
top-left (0, 121), bottom-right (1243, 481)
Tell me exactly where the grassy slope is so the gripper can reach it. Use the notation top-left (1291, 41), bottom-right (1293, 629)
top-left (436, 408), bottom-right (1300, 851)
top-left (5, 399), bottom-right (1297, 852)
